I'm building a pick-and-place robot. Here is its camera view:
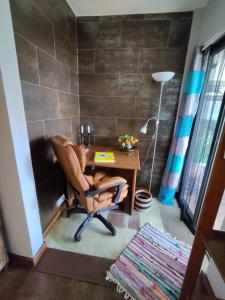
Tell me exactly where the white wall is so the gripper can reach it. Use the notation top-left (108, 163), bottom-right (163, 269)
top-left (0, 0), bottom-right (43, 258)
top-left (182, 0), bottom-right (225, 83)
top-left (200, 0), bottom-right (225, 48)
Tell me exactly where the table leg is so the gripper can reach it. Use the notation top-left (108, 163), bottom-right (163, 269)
top-left (129, 170), bottom-right (137, 215)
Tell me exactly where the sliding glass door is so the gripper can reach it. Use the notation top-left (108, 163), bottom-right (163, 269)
top-left (178, 40), bottom-right (225, 232)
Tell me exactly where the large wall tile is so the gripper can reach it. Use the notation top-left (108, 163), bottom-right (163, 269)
top-left (77, 21), bottom-right (122, 49)
top-left (59, 92), bottom-right (79, 117)
top-left (119, 74), bottom-right (159, 98)
top-left (80, 117), bottom-right (116, 136)
top-left (33, 0), bottom-right (76, 46)
top-left (55, 30), bottom-right (77, 71)
top-left (78, 15), bottom-right (123, 23)
top-left (137, 137), bottom-right (172, 161)
top-left (79, 74), bottom-right (119, 96)
top-left (95, 49), bottom-right (138, 73)
top-left (121, 20), bottom-right (169, 48)
top-left (137, 158), bottom-right (166, 194)
top-left (78, 50), bottom-right (95, 74)
top-left (168, 19), bottom-right (192, 48)
top-left (94, 136), bottom-right (119, 147)
top-left (10, 0), bottom-right (54, 55)
top-left (72, 117), bottom-right (80, 138)
top-left (135, 94), bottom-right (178, 122)
top-left (37, 49), bottom-right (70, 92)
top-left (11, 0), bottom-right (78, 231)
top-left (15, 34), bottom-right (39, 84)
top-left (117, 118), bottom-right (156, 138)
top-left (22, 82), bottom-right (59, 121)
top-left (138, 48), bottom-right (186, 73)
top-left (158, 120), bottom-right (175, 142)
top-left (134, 97), bottom-right (158, 119)
top-left (70, 71), bottom-right (79, 95)
top-left (80, 96), bottom-right (135, 118)
top-left (27, 120), bottom-right (45, 155)
top-left (37, 170), bottom-right (65, 229)
top-left (44, 118), bottom-right (72, 139)
top-left (125, 12), bottom-right (192, 21)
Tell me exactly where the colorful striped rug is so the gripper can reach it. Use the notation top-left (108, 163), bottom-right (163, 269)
top-left (106, 223), bottom-right (191, 300)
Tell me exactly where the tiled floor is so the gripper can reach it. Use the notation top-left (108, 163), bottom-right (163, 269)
top-left (46, 198), bottom-right (194, 259)
top-left (158, 200), bottom-right (194, 245)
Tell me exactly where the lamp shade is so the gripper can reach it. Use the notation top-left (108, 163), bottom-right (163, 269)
top-left (140, 124), bottom-right (147, 134)
top-left (152, 71), bottom-right (175, 82)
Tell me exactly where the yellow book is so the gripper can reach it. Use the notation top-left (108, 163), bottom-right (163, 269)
top-left (94, 152), bottom-right (115, 163)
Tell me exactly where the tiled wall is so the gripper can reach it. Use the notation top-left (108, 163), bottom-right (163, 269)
top-left (10, 0), bottom-right (79, 230)
top-left (10, 1), bottom-right (192, 229)
top-left (77, 13), bottom-right (192, 195)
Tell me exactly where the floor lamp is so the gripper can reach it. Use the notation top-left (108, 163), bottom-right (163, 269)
top-left (140, 71), bottom-right (175, 196)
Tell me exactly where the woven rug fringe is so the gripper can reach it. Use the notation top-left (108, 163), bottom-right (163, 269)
top-left (106, 271), bottom-right (135, 300)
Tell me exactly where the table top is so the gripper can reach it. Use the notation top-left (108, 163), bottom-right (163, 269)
top-left (85, 146), bottom-right (140, 170)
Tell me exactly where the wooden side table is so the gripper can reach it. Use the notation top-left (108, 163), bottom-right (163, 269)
top-left (85, 146), bottom-right (140, 215)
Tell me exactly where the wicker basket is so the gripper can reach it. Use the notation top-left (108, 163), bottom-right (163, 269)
top-left (135, 189), bottom-right (152, 212)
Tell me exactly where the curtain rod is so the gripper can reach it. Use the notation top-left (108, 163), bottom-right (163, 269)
top-left (202, 30), bottom-right (225, 51)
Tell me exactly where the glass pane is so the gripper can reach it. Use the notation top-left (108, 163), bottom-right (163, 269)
top-left (180, 48), bottom-right (225, 217)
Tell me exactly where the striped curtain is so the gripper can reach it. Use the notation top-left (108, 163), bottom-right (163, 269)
top-left (0, 216), bottom-right (8, 271)
top-left (159, 47), bottom-right (209, 205)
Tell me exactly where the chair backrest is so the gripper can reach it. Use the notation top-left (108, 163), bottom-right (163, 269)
top-left (51, 136), bottom-right (92, 210)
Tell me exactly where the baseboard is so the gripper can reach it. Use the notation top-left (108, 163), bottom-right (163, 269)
top-left (9, 241), bottom-right (47, 268)
top-left (43, 203), bottom-right (67, 238)
top-left (33, 241), bottom-right (47, 266)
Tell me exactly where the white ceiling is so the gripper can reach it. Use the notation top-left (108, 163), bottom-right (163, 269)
top-left (67, 0), bottom-right (209, 17)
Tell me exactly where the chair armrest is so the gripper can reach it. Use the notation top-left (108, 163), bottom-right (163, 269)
top-left (94, 176), bottom-right (127, 190)
top-left (86, 177), bottom-right (127, 204)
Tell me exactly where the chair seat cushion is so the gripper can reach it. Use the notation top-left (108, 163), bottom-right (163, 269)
top-left (94, 184), bottom-right (129, 203)
top-left (94, 191), bottom-right (114, 202)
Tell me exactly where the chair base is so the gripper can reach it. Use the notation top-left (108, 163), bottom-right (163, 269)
top-left (66, 202), bottom-right (119, 242)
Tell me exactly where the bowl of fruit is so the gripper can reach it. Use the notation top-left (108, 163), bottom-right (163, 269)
top-left (118, 134), bottom-right (138, 152)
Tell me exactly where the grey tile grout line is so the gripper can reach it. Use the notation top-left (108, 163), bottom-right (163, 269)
top-left (35, 47), bottom-right (40, 85)
top-left (133, 97), bottom-right (137, 117)
top-left (57, 91), bottom-right (60, 119)
top-left (21, 80), bottom-right (79, 97)
top-left (166, 21), bottom-right (171, 48)
top-left (70, 117), bottom-right (73, 140)
top-left (27, 116), bottom-right (79, 123)
top-left (79, 71), bottom-right (173, 75)
top-left (77, 87), bottom-right (81, 118)
top-left (77, 47), bottom-right (176, 50)
top-left (115, 117), bottom-right (118, 136)
top-left (79, 94), bottom-right (159, 100)
top-left (53, 24), bottom-right (56, 59)
top-left (69, 67), bottom-right (71, 93)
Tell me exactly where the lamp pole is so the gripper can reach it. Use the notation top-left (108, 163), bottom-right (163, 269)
top-left (140, 71), bottom-right (174, 196)
top-left (149, 81), bottom-right (164, 192)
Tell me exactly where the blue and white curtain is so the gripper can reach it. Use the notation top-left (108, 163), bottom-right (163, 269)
top-left (159, 46), bottom-right (209, 205)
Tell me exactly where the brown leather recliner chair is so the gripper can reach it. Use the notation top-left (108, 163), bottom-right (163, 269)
top-left (51, 135), bottom-right (128, 242)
